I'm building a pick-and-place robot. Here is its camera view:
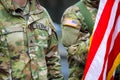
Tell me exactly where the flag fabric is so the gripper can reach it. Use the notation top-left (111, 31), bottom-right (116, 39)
top-left (83, 0), bottom-right (120, 80)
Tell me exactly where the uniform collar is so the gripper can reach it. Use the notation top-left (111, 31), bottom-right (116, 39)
top-left (12, 0), bottom-right (43, 17)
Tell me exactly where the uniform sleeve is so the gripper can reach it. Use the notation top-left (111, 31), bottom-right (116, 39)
top-left (61, 5), bottom-right (90, 58)
top-left (61, 6), bottom-right (81, 29)
top-left (42, 7), bottom-right (63, 80)
top-left (61, 5), bottom-right (82, 47)
top-left (61, 5), bottom-right (87, 33)
top-left (0, 29), bottom-right (10, 79)
top-left (46, 30), bottom-right (63, 80)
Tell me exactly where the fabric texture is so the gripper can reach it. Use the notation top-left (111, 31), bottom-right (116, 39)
top-left (61, 0), bottom-right (98, 80)
top-left (0, 0), bottom-right (63, 80)
top-left (83, 0), bottom-right (120, 80)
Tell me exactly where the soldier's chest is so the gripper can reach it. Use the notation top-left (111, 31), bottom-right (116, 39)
top-left (0, 21), bottom-right (49, 52)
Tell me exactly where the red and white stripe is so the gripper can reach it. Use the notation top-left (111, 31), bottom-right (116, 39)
top-left (83, 0), bottom-right (120, 80)
top-left (106, 10), bottom-right (120, 80)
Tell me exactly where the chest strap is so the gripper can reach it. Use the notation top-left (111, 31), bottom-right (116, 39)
top-left (75, 1), bottom-right (94, 34)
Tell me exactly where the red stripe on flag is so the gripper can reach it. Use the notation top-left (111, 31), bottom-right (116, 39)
top-left (107, 3), bottom-right (120, 76)
top-left (98, 16), bottom-right (114, 80)
top-left (99, 2), bottom-right (120, 80)
top-left (107, 32), bottom-right (120, 79)
top-left (83, 0), bottom-right (115, 79)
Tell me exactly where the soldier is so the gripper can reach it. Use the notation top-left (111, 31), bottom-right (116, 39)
top-left (0, 0), bottom-right (63, 80)
top-left (61, 0), bottom-right (99, 80)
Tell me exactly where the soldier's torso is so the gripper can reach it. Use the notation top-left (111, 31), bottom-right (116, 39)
top-left (0, 8), bottom-right (52, 80)
top-left (61, 1), bottom-right (98, 80)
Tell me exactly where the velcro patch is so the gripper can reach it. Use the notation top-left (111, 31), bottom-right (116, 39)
top-left (62, 18), bottom-right (80, 29)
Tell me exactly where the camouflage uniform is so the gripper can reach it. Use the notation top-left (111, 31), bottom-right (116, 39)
top-left (61, 0), bottom-right (99, 80)
top-left (0, 0), bottom-right (63, 80)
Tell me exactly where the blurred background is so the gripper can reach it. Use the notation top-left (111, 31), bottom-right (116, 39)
top-left (39, 0), bottom-right (79, 24)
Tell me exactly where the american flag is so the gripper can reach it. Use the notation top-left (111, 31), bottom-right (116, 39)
top-left (83, 0), bottom-right (120, 80)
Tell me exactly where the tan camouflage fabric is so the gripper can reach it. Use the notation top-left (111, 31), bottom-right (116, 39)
top-left (0, 0), bottom-right (63, 80)
top-left (61, 0), bottom-right (98, 80)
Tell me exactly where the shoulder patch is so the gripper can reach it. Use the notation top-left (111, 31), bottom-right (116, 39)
top-left (62, 18), bottom-right (80, 29)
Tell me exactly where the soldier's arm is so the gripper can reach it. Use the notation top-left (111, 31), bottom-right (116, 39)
top-left (61, 5), bottom-right (90, 56)
top-left (61, 6), bottom-right (82, 47)
top-left (43, 8), bottom-right (63, 80)
top-left (0, 28), bottom-right (9, 79)
top-left (46, 30), bottom-right (63, 80)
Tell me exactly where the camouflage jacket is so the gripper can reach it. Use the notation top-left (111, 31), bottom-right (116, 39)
top-left (0, 1), bottom-right (63, 80)
top-left (61, 0), bottom-right (97, 47)
top-left (61, 1), bottom-right (98, 80)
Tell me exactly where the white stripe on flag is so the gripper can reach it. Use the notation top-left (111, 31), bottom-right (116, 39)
top-left (84, 0), bottom-right (119, 80)
top-left (93, 0), bottom-right (107, 33)
top-left (107, 15), bottom-right (120, 80)
top-left (103, 1), bottom-right (120, 80)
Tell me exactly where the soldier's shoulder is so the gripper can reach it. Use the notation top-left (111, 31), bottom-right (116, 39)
top-left (40, 6), bottom-right (50, 17)
top-left (40, 6), bottom-right (47, 12)
top-left (64, 4), bottom-right (79, 15)
top-left (61, 2), bottom-right (81, 20)
top-left (61, 3), bottom-right (81, 25)
top-left (37, 5), bottom-right (56, 31)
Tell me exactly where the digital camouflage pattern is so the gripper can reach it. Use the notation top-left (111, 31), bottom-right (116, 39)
top-left (0, 0), bottom-right (63, 80)
top-left (61, 0), bottom-right (99, 79)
